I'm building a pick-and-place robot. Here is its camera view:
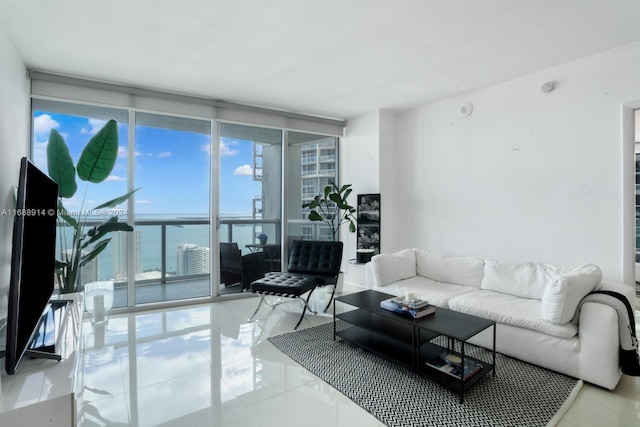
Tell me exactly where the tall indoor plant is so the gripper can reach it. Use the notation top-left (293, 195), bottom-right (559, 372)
top-left (47, 119), bottom-right (137, 293)
top-left (302, 183), bottom-right (356, 241)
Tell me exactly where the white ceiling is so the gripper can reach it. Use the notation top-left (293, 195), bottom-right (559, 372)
top-left (2, 0), bottom-right (640, 120)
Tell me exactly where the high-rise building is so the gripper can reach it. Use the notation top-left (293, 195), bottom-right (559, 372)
top-left (299, 139), bottom-right (337, 240)
top-left (177, 244), bottom-right (210, 276)
top-left (113, 230), bottom-right (143, 280)
top-left (63, 249), bottom-right (98, 287)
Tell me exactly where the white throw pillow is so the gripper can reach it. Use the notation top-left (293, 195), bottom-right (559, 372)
top-left (481, 259), bottom-right (559, 299)
top-left (415, 250), bottom-right (484, 288)
top-left (371, 249), bottom-right (416, 287)
top-left (541, 264), bottom-right (602, 324)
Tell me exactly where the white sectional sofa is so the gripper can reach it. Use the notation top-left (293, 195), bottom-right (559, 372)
top-left (364, 248), bottom-right (636, 390)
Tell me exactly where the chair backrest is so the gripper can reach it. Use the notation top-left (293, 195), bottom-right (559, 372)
top-left (220, 242), bottom-right (240, 254)
top-left (220, 242), bottom-right (242, 271)
top-left (287, 240), bottom-right (343, 277)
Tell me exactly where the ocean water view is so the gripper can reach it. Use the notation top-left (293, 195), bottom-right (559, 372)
top-left (57, 213), bottom-right (262, 282)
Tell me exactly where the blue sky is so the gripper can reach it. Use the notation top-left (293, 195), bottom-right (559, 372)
top-left (32, 112), bottom-right (261, 216)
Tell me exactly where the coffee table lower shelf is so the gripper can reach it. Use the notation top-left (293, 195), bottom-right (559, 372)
top-left (334, 306), bottom-right (495, 403)
top-left (336, 325), bottom-right (416, 369)
top-left (335, 323), bottom-right (494, 402)
top-left (418, 342), bottom-right (494, 396)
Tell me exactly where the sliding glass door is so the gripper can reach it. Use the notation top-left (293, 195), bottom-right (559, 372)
top-left (218, 123), bottom-right (282, 294)
top-left (32, 100), bottom-right (213, 306)
top-left (133, 113), bottom-right (212, 304)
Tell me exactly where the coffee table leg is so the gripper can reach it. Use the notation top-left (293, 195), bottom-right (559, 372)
top-left (460, 342), bottom-right (465, 403)
top-left (333, 295), bottom-right (336, 341)
top-left (492, 323), bottom-right (496, 376)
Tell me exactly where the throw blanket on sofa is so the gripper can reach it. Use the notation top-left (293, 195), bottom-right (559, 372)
top-left (572, 290), bottom-right (640, 376)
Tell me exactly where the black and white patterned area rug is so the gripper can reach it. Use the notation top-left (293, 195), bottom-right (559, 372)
top-left (268, 320), bottom-right (582, 427)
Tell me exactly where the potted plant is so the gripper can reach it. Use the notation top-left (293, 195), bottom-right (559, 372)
top-left (302, 183), bottom-right (356, 242)
top-left (302, 183), bottom-right (356, 294)
top-left (258, 233), bottom-right (268, 245)
top-left (46, 119), bottom-right (138, 294)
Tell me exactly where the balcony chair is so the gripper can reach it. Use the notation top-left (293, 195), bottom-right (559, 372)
top-left (220, 242), bottom-right (266, 291)
top-left (247, 240), bottom-right (343, 329)
top-left (265, 235), bottom-right (304, 272)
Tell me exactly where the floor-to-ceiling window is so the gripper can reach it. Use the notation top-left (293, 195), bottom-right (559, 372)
top-left (286, 132), bottom-right (339, 265)
top-left (32, 101), bottom-right (212, 306)
top-left (218, 123), bottom-right (282, 291)
top-left (133, 113), bottom-right (212, 304)
top-left (635, 109), bottom-right (640, 285)
top-left (30, 73), bottom-right (345, 308)
top-left (32, 100), bottom-right (132, 306)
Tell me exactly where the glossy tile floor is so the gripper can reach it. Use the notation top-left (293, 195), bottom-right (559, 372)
top-left (81, 285), bottom-right (640, 427)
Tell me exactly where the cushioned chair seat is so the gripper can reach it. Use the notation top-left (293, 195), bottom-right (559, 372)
top-left (250, 273), bottom-right (319, 296)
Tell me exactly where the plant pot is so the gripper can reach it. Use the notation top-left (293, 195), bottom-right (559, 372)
top-left (356, 248), bottom-right (375, 263)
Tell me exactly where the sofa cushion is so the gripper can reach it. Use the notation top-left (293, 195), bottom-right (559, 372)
top-left (379, 275), bottom-right (478, 308)
top-left (415, 250), bottom-right (484, 288)
top-left (449, 291), bottom-right (578, 339)
top-left (371, 249), bottom-right (416, 287)
top-left (480, 259), bottom-right (582, 300)
top-left (541, 264), bottom-right (602, 324)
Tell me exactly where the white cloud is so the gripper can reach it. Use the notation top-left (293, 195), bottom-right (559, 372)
top-left (33, 114), bottom-right (60, 138)
top-left (81, 118), bottom-right (107, 135)
top-left (32, 142), bottom-right (48, 169)
top-left (221, 140), bottom-right (239, 156)
top-left (136, 199), bottom-right (152, 204)
top-left (106, 175), bottom-right (126, 182)
top-left (158, 151), bottom-right (172, 158)
top-left (234, 165), bottom-right (253, 176)
top-left (201, 143), bottom-right (211, 155)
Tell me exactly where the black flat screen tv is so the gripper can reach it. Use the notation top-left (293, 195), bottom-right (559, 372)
top-left (4, 157), bottom-right (58, 375)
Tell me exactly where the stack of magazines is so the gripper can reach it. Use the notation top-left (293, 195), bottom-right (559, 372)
top-left (379, 296), bottom-right (436, 318)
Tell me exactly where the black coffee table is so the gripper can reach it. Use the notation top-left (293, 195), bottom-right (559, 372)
top-left (334, 289), bottom-right (496, 403)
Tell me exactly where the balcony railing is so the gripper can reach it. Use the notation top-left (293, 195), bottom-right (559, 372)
top-left (66, 217), bottom-right (281, 288)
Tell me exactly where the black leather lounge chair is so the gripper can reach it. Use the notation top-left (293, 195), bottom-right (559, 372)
top-left (247, 240), bottom-right (343, 329)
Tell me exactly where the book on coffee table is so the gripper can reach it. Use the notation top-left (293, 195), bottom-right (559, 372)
top-left (380, 298), bottom-right (435, 318)
top-left (390, 296), bottom-right (431, 310)
top-left (426, 351), bottom-right (483, 381)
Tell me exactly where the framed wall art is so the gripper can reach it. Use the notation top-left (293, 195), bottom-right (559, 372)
top-left (357, 193), bottom-right (380, 257)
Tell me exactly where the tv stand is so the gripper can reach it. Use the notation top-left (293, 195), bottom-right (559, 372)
top-left (0, 293), bottom-right (84, 426)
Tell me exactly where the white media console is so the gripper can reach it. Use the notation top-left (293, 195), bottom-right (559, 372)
top-left (0, 292), bottom-right (84, 426)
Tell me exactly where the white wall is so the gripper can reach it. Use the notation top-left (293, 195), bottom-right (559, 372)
top-left (0, 22), bottom-right (30, 326)
top-left (341, 111), bottom-right (379, 282)
top-left (393, 41), bottom-right (640, 284)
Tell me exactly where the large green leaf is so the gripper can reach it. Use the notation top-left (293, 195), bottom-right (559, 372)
top-left (80, 238), bottom-right (111, 267)
top-left (77, 119), bottom-right (119, 183)
top-left (82, 220), bottom-right (133, 248)
top-left (55, 259), bottom-right (68, 269)
top-left (46, 129), bottom-right (78, 198)
top-left (308, 211), bottom-right (323, 222)
top-left (57, 200), bottom-right (78, 229)
top-left (93, 187), bottom-right (140, 210)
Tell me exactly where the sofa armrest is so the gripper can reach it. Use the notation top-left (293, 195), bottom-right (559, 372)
top-left (577, 300), bottom-right (623, 389)
top-left (364, 262), bottom-right (377, 289)
top-left (366, 249), bottom-right (417, 288)
top-left (596, 280), bottom-right (637, 308)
